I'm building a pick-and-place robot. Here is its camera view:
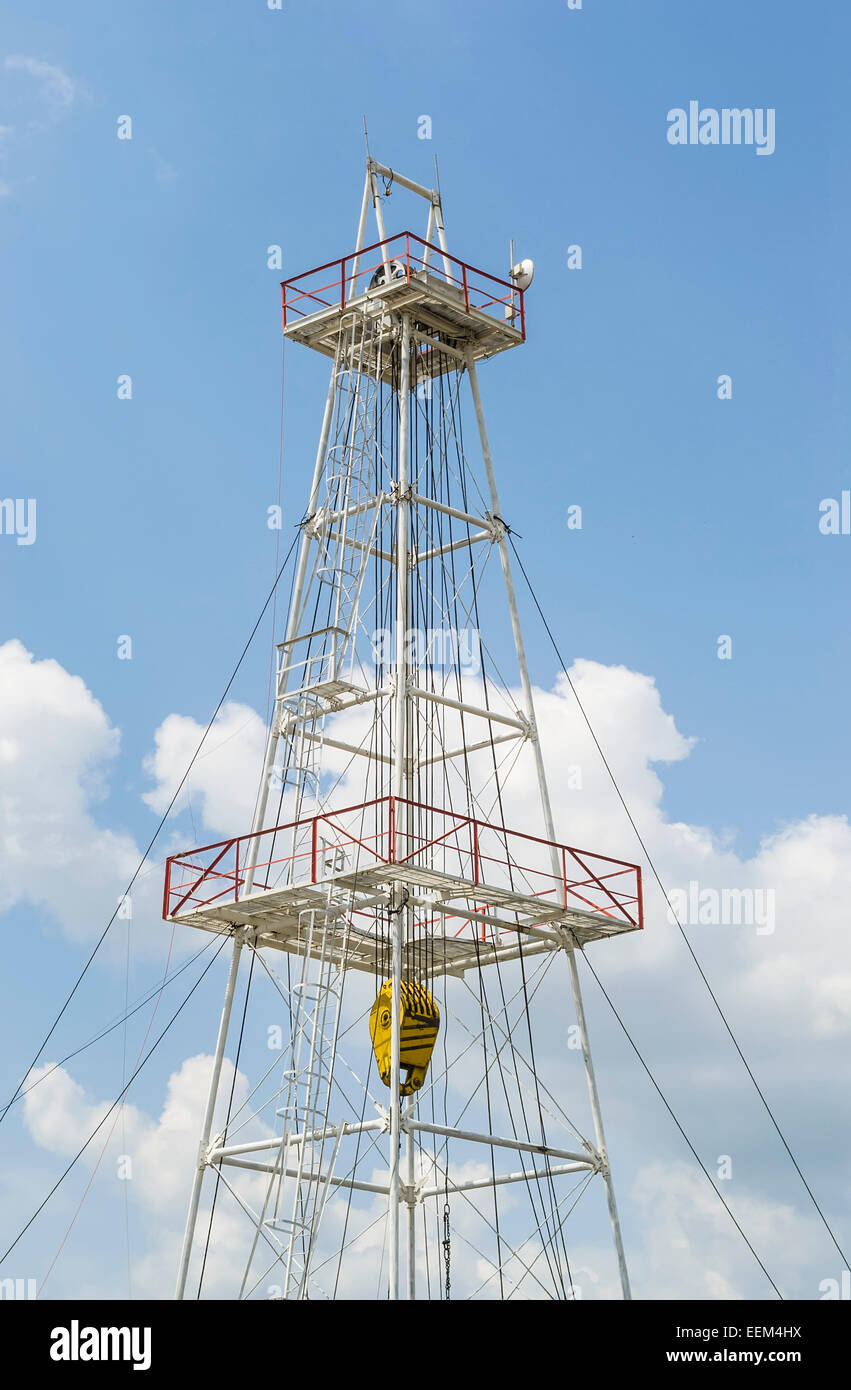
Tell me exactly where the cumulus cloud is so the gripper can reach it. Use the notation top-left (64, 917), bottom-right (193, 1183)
top-left (0, 639), bottom-right (144, 942)
top-left (143, 703), bottom-right (267, 838)
top-left (4, 639), bottom-right (850, 1298)
top-left (21, 1051), bottom-right (833, 1300)
top-left (131, 662), bottom-right (851, 1297)
top-left (567, 1161), bottom-right (831, 1301)
top-left (23, 1051), bottom-right (273, 1298)
top-left (141, 657), bottom-right (851, 1040)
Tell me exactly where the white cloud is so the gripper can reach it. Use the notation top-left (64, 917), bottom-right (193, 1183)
top-left (4, 631), bottom-right (849, 1052)
top-left (4, 640), bottom-right (850, 1298)
top-left (1, 55), bottom-right (78, 196)
top-left (141, 658), bottom-right (851, 1039)
top-left (0, 639), bottom-right (144, 943)
top-left (143, 702), bottom-right (267, 838)
top-left (4, 56), bottom-right (77, 121)
top-left (23, 1051), bottom-right (273, 1299)
top-left (568, 1161), bottom-right (830, 1301)
top-left (21, 1049), bottom-right (833, 1300)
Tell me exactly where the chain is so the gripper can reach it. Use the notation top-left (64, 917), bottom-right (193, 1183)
top-left (442, 1201), bottom-right (451, 1300)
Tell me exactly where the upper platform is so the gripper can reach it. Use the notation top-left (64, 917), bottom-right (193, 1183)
top-left (163, 797), bottom-right (642, 979)
top-left (281, 233), bottom-right (525, 381)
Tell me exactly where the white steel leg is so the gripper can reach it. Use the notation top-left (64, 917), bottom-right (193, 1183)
top-left (175, 934), bottom-right (245, 1299)
top-left (388, 312), bottom-right (412, 1300)
top-left (563, 944), bottom-right (632, 1299)
top-left (405, 1094), bottom-right (416, 1300)
top-left (466, 352), bottom-right (632, 1302)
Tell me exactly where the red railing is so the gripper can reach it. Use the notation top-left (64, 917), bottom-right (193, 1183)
top-left (163, 797), bottom-right (642, 934)
top-left (280, 232), bottom-right (525, 340)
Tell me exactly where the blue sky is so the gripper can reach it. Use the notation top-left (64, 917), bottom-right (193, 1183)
top-left (1, 0), bottom-right (849, 1300)
top-left (3, 0), bottom-right (849, 848)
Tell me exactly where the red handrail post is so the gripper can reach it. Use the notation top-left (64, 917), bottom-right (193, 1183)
top-left (281, 283), bottom-right (287, 331)
top-left (405, 233), bottom-right (410, 284)
top-left (562, 847), bottom-right (567, 908)
top-left (389, 797), bottom-right (396, 861)
top-left (462, 263), bottom-right (469, 312)
top-left (235, 839), bottom-right (240, 903)
top-left (311, 817), bottom-right (318, 881)
top-left (473, 821), bottom-right (480, 886)
top-left (637, 865), bottom-right (644, 929)
top-left (340, 257), bottom-right (346, 310)
top-left (163, 858), bottom-right (171, 919)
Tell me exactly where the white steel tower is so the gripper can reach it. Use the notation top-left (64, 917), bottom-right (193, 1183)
top-left (165, 158), bottom-right (643, 1301)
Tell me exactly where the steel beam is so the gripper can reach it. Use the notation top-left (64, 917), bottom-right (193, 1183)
top-left (219, 1156), bottom-right (390, 1198)
top-left (405, 1118), bottom-right (594, 1167)
top-left (418, 1161), bottom-right (589, 1201)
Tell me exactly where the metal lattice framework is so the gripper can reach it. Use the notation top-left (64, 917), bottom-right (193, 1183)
top-left (167, 156), bottom-right (642, 1301)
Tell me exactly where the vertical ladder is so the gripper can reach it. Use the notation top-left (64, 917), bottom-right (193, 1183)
top-left (265, 905), bottom-right (349, 1299)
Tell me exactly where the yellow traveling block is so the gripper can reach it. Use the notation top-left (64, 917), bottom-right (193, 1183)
top-left (369, 979), bottom-right (440, 1096)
